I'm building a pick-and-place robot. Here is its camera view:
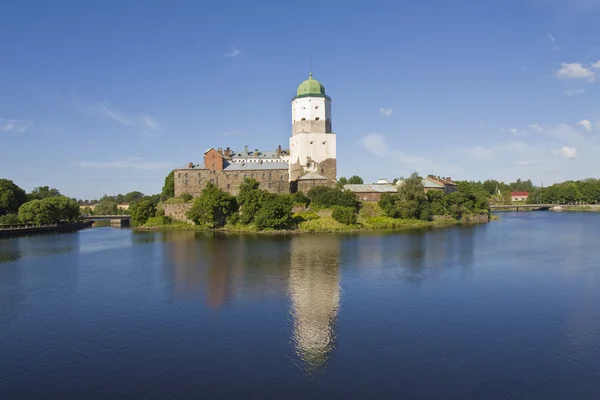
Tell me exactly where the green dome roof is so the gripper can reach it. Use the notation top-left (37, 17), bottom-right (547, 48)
top-left (295, 73), bottom-right (326, 98)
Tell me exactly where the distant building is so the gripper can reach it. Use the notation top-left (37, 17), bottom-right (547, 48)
top-left (396, 177), bottom-right (445, 193)
top-left (343, 183), bottom-right (398, 202)
top-left (511, 191), bottom-right (529, 202)
top-left (426, 175), bottom-right (457, 194)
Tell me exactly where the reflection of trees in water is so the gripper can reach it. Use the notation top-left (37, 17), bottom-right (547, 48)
top-left (288, 235), bottom-right (341, 372)
top-left (165, 232), bottom-right (292, 308)
top-left (364, 227), bottom-right (477, 285)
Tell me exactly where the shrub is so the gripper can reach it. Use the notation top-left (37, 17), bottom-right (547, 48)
top-left (307, 186), bottom-right (360, 210)
top-left (254, 194), bottom-right (294, 230)
top-left (0, 213), bottom-right (19, 225)
top-left (187, 183), bottom-right (238, 228)
top-left (130, 199), bottom-right (156, 225)
top-left (180, 193), bottom-right (193, 202)
top-left (18, 196), bottom-right (81, 224)
top-left (145, 216), bottom-right (172, 226)
top-left (331, 206), bottom-right (358, 225)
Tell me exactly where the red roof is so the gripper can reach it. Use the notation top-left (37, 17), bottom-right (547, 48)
top-left (511, 191), bottom-right (529, 196)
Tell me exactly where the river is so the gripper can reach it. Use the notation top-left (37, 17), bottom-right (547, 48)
top-left (1, 212), bottom-right (600, 399)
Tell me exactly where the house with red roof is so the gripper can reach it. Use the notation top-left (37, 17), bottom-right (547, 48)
top-left (511, 191), bottom-right (529, 202)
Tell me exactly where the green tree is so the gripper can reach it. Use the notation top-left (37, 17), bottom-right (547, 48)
top-left (180, 193), bottom-right (193, 202)
top-left (123, 191), bottom-right (145, 204)
top-left (0, 179), bottom-right (27, 215)
top-left (337, 177), bottom-right (348, 188)
top-left (18, 196), bottom-right (80, 224)
top-left (348, 175), bottom-right (364, 184)
top-left (28, 186), bottom-right (61, 201)
top-left (307, 186), bottom-right (360, 210)
top-left (254, 194), bottom-right (294, 230)
top-left (187, 183), bottom-right (238, 228)
top-left (130, 199), bottom-right (156, 225)
top-left (0, 214), bottom-right (19, 224)
top-left (331, 206), bottom-right (358, 225)
top-left (93, 200), bottom-right (119, 215)
top-left (237, 178), bottom-right (267, 225)
top-left (162, 171), bottom-right (175, 198)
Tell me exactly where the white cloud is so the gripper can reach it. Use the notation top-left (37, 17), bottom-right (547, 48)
top-left (76, 157), bottom-right (172, 170)
top-left (529, 124), bottom-right (543, 131)
top-left (555, 62), bottom-right (595, 81)
top-left (0, 118), bottom-right (28, 133)
top-left (359, 133), bottom-right (460, 175)
top-left (546, 33), bottom-right (560, 50)
top-left (380, 108), bottom-right (393, 116)
top-left (551, 146), bottom-right (578, 159)
top-left (577, 119), bottom-right (592, 132)
top-left (510, 128), bottom-right (521, 136)
top-left (225, 46), bottom-right (241, 58)
top-left (565, 88), bottom-right (586, 96)
top-left (69, 97), bottom-right (160, 134)
top-left (593, 60), bottom-right (600, 69)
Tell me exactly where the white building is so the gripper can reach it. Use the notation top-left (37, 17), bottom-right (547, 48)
top-left (289, 73), bottom-right (337, 184)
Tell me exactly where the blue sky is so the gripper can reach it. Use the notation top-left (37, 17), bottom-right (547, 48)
top-left (3, 0), bottom-right (600, 199)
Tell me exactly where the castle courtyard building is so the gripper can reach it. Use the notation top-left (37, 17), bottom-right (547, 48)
top-left (174, 73), bottom-right (337, 197)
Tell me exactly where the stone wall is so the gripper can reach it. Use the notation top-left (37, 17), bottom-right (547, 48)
top-left (297, 179), bottom-right (336, 194)
top-left (162, 203), bottom-right (193, 223)
top-left (174, 167), bottom-right (290, 197)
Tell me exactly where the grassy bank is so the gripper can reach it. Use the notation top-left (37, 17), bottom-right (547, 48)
top-left (136, 203), bottom-right (488, 234)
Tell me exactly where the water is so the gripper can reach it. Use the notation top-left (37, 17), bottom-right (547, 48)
top-left (1, 212), bottom-right (600, 399)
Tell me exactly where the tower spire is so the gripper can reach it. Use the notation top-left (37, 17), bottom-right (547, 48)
top-left (309, 56), bottom-right (312, 78)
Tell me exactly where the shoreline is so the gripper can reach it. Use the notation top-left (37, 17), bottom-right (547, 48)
top-left (0, 221), bottom-right (93, 239)
top-left (135, 213), bottom-right (490, 235)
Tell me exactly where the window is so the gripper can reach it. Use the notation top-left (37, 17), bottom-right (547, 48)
top-left (315, 117), bottom-right (320, 121)
top-left (322, 141), bottom-right (326, 145)
top-left (301, 118), bottom-right (306, 121)
top-left (310, 141), bottom-right (314, 144)
top-left (268, 183), bottom-right (272, 188)
top-left (321, 169), bottom-right (324, 173)
top-left (269, 173), bottom-right (272, 179)
top-left (212, 163), bottom-right (215, 169)
top-left (315, 106), bottom-right (319, 109)
top-left (227, 184), bottom-right (230, 189)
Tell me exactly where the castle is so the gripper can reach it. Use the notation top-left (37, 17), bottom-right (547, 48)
top-left (173, 73), bottom-right (337, 197)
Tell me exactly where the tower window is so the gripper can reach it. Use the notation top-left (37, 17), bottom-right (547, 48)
top-left (321, 169), bottom-right (324, 173)
top-left (315, 117), bottom-right (320, 121)
top-left (322, 141), bottom-right (326, 144)
top-left (315, 106), bottom-right (319, 109)
top-left (301, 118), bottom-right (306, 121)
top-left (310, 141), bottom-right (314, 144)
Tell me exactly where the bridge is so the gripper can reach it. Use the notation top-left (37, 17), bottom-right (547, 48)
top-left (489, 204), bottom-right (553, 211)
top-left (82, 215), bottom-right (131, 227)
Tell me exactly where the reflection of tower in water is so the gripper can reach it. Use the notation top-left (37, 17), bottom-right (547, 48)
top-left (288, 235), bottom-right (341, 371)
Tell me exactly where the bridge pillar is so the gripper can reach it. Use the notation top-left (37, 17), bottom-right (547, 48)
top-left (110, 219), bottom-right (130, 228)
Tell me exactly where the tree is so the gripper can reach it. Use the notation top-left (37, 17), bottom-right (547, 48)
top-left (0, 179), bottom-right (27, 216)
top-left (93, 200), bottom-right (119, 215)
top-left (123, 191), bottom-right (145, 204)
top-left (187, 183), bottom-right (238, 228)
top-left (18, 196), bottom-right (80, 224)
top-left (331, 206), bottom-right (358, 225)
top-left (130, 199), bottom-right (156, 225)
top-left (254, 194), bottom-right (294, 230)
top-left (348, 175), bottom-right (364, 184)
top-left (28, 186), bottom-right (61, 201)
top-left (307, 186), bottom-right (360, 210)
top-left (162, 171), bottom-right (175, 198)
top-left (237, 178), bottom-right (268, 225)
top-left (337, 177), bottom-right (348, 188)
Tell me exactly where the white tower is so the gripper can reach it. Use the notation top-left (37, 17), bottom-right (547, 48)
top-left (289, 73), bottom-right (337, 183)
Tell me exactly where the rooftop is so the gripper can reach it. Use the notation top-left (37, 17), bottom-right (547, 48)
top-left (344, 184), bottom-right (398, 193)
top-left (298, 171), bottom-right (327, 180)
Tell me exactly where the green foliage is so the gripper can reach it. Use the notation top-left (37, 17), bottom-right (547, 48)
top-left (93, 200), bottom-right (119, 215)
top-left (290, 191), bottom-right (309, 207)
top-left (337, 177), bottom-right (348, 187)
top-left (531, 179), bottom-right (600, 204)
top-left (145, 216), bottom-right (173, 226)
top-left (180, 193), bottom-right (193, 202)
top-left (28, 186), bottom-right (61, 201)
top-left (162, 170), bottom-right (175, 198)
top-left (18, 196), bottom-right (81, 225)
top-left (123, 191), bottom-right (145, 204)
top-left (237, 178), bottom-right (267, 224)
top-left (379, 172), bottom-right (489, 221)
top-left (307, 186), bottom-right (360, 210)
top-left (331, 206), bottom-right (358, 225)
top-left (0, 213), bottom-right (19, 224)
top-left (130, 199), bottom-right (156, 225)
top-left (254, 194), bottom-right (295, 230)
top-left (292, 210), bottom-right (320, 222)
top-left (348, 175), bottom-right (364, 184)
top-left (0, 179), bottom-right (27, 215)
top-left (187, 183), bottom-right (238, 228)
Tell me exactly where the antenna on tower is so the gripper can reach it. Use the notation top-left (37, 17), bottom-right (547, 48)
top-left (309, 55), bottom-right (312, 76)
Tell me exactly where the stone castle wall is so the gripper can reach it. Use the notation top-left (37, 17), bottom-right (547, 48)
top-left (174, 167), bottom-right (290, 197)
top-left (162, 203), bottom-right (193, 223)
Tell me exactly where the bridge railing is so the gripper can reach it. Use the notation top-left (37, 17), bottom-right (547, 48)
top-left (0, 223), bottom-right (59, 231)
